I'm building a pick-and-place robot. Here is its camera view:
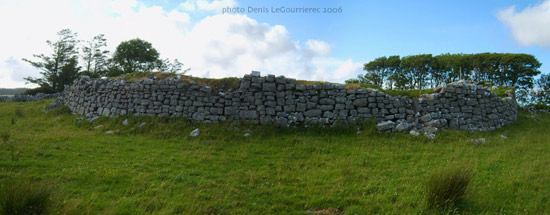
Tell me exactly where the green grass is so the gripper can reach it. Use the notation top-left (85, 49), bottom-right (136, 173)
top-left (1, 100), bottom-right (549, 214)
top-left (490, 86), bottom-right (514, 98)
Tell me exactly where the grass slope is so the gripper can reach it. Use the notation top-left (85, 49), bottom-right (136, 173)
top-left (0, 100), bottom-right (549, 214)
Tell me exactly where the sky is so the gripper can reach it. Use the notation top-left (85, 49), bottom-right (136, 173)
top-left (1, 0), bottom-right (549, 88)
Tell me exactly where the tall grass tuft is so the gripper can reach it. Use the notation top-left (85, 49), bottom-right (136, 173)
top-left (426, 166), bottom-right (471, 209)
top-left (14, 108), bottom-right (24, 118)
top-left (0, 180), bottom-right (52, 215)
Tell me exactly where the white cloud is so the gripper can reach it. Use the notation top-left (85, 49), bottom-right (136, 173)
top-left (180, 14), bottom-right (362, 83)
top-left (0, 0), bottom-right (361, 88)
top-left (497, 0), bottom-right (550, 47)
top-left (305, 40), bottom-right (332, 56)
top-left (179, 0), bottom-right (237, 12)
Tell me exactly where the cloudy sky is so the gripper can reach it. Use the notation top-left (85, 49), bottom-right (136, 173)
top-left (0, 0), bottom-right (549, 88)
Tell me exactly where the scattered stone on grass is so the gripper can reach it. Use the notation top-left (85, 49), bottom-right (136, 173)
top-left (190, 128), bottom-right (200, 137)
top-left (469, 138), bottom-right (486, 145)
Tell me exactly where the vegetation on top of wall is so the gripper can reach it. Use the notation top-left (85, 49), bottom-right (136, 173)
top-left (109, 71), bottom-right (241, 92)
top-left (183, 76), bottom-right (241, 92)
top-left (295, 80), bottom-right (329, 86)
top-left (491, 86), bottom-right (514, 98)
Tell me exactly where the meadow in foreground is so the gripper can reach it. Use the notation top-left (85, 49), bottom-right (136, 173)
top-left (0, 100), bottom-right (549, 214)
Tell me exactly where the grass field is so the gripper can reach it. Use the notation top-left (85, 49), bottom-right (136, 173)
top-left (0, 100), bottom-right (549, 214)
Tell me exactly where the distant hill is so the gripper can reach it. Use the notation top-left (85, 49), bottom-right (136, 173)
top-left (0, 88), bottom-right (30, 95)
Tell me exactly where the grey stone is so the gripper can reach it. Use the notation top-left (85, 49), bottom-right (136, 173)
top-left (376, 121), bottom-right (395, 131)
top-left (409, 130), bottom-right (421, 136)
top-left (190, 128), bottom-right (200, 137)
top-left (250, 71), bottom-right (261, 77)
top-left (469, 138), bottom-right (486, 145)
top-left (304, 109), bottom-right (322, 117)
top-left (123, 119), bottom-right (128, 126)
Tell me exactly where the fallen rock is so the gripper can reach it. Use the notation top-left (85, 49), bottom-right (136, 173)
top-left (105, 130), bottom-right (114, 134)
top-left (122, 119), bottom-right (128, 126)
top-left (89, 116), bottom-right (100, 124)
top-left (469, 138), bottom-right (486, 145)
top-left (94, 125), bottom-right (104, 129)
top-left (499, 135), bottom-right (508, 139)
top-left (425, 133), bottom-right (436, 139)
top-left (190, 128), bottom-right (200, 137)
top-left (138, 122), bottom-right (146, 128)
top-left (396, 122), bottom-right (412, 132)
top-left (376, 121), bottom-right (395, 131)
top-left (409, 130), bottom-right (421, 136)
top-left (244, 133), bottom-right (250, 137)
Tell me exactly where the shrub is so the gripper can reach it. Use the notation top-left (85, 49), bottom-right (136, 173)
top-left (0, 180), bottom-right (52, 215)
top-left (426, 167), bottom-right (471, 209)
top-left (22, 87), bottom-right (56, 95)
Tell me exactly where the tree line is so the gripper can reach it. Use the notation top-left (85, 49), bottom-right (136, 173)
top-left (24, 29), bottom-right (187, 94)
top-left (347, 53), bottom-right (541, 90)
top-left (347, 53), bottom-right (549, 106)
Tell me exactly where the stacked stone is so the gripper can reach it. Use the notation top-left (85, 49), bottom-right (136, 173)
top-left (0, 93), bottom-right (60, 102)
top-left (411, 81), bottom-right (517, 134)
top-left (62, 72), bottom-right (518, 133)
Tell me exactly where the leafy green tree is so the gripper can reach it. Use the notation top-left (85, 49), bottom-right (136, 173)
top-left (363, 56), bottom-right (389, 87)
top-left (385, 55), bottom-right (401, 89)
top-left (112, 38), bottom-right (161, 74)
top-left (81, 34), bottom-right (109, 78)
top-left (531, 74), bottom-right (550, 105)
top-left (501, 53), bottom-right (541, 88)
top-left (401, 54), bottom-right (432, 89)
top-left (23, 29), bottom-right (80, 93)
top-left (158, 58), bottom-right (189, 74)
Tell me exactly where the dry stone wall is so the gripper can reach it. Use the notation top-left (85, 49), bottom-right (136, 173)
top-left (62, 72), bottom-right (517, 135)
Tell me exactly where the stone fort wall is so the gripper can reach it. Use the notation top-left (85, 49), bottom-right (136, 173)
top-left (62, 72), bottom-right (517, 135)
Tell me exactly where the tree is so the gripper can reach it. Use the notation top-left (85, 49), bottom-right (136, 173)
top-left (112, 38), bottom-right (161, 74)
top-left (23, 29), bottom-right (80, 93)
top-left (532, 74), bottom-right (550, 105)
top-left (363, 56), bottom-right (388, 88)
top-left (158, 58), bottom-right (189, 74)
top-left (81, 34), bottom-right (109, 78)
top-left (385, 55), bottom-right (401, 89)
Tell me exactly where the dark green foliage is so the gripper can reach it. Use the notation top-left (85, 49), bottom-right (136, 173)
top-left (23, 29), bottom-right (81, 93)
top-left (527, 103), bottom-right (550, 110)
top-left (0, 180), bottom-right (52, 215)
top-left (532, 74), bottom-right (550, 105)
top-left (21, 87), bottom-right (56, 96)
top-left (112, 38), bottom-right (161, 74)
top-left (352, 53), bottom-right (541, 92)
top-left (426, 167), bottom-right (471, 209)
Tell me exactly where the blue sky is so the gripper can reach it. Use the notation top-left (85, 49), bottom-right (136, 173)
top-left (240, 0), bottom-right (550, 72)
top-left (0, 0), bottom-right (549, 88)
